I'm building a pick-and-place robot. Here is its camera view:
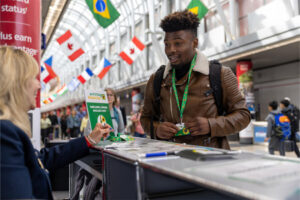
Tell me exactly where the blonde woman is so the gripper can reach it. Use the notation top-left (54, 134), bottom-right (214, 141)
top-left (105, 88), bottom-right (125, 136)
top-left (0, 46), bottom-right (111, 199)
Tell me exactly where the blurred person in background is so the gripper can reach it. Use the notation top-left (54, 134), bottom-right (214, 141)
top-left (0, 46), bottom-right (111, 199)
top-left (280, 99), bottom-right (300, 157)
top-left (40, 112), bottom-right (51, 144)
top-left (77, 106), bottom-right (86, 121)
top-left (265, 101), bottom-right (285, 156)
top-left (60, 111), bottom-right (68, 139)
top-left (48, 110), bottom-right (59, 139)
top-left (131, 106), bottom-right (146, 138)
top-left (116, 96), bottom-right (127, 127)
top-left (80, 113), bottom-right (89, 137)
top-left (67, 109), bottom-right (81, 138)
top-left (105, 88), bottom-right (125, 136)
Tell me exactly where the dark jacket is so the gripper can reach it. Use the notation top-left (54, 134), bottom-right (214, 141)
top-left (141, 49), bottom-right (251, 149)
top-left (0, 120), bottom-right (89, 199)
top-left (282, 105), bottom-right (298, 139)
top-left (266, 110), bottom-right (281, 149)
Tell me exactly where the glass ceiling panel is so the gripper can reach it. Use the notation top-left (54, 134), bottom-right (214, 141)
top-left (41, 0), bottom-right (157, 100)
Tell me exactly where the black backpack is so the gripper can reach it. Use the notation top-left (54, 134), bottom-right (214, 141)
top-left (150, 60), bottom-right (224, 139)
top-left (288, 104), bottom-right (300, 132)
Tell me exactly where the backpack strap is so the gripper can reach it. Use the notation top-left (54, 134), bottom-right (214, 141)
top-left (153, 65), bottom-right (166, 118)
top-left (150, 65), bottom-right (165, 139)
top-left (209, 60), bottom-right (224, 116)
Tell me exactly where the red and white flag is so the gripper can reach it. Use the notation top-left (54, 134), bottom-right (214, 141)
top-left (56, 30), bottom-right (85, 62)
top-left (119, 36), bottom-right (145, 65)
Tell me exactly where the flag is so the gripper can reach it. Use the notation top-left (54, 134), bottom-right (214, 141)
top-left (85, 0), bottom-right (120, 28)
top-left (119, 36), bottom-right (145, 65)
top-left (41, 65), bottom-right (57, 84)
top-left (56, 84), bottom-right (68, 96)
top-left (56, 30), bottom-right (85, 61)
top-left (67, 77), bottom-right (81, 92)
top-left (93, 58), bottom-right (112, 79)
top-left (42, 56), bottom-right (58, 83)
top-left (43, 94), bottom-right (58, 104)
top-left (48, 94), bottom-right (57, 102)
top-left (187, 0), bottom-right (208, 20)
top-left (41, 66), bottom-right (51, 83)
top-left (77, 67), bottom-right (94, 84)
top-left (42, 99), bottom-right (50, 104)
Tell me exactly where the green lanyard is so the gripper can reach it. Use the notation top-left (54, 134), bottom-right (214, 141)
top-left (172, 54), bottom-right (197, 124)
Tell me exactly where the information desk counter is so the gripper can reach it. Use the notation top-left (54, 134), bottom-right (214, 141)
top-left (95, 138), bottom-right (300, 200)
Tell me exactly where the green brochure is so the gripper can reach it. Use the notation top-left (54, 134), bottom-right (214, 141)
top-left (85, 90), bottom-right (113, 130)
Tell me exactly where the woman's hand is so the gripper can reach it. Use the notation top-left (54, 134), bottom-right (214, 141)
top-left (87, 123), bottom-right (112, 144)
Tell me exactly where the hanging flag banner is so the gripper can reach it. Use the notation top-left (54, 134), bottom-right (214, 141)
top-left (56, 30), bottom-right (85, 61)
top-left (85, 90), bottom-right (113, 131)
top-left (41, 66), bottom-right (52, 83)
top-left (77, 67), bottom-right (94, 84)
top-left (119, 36), bottom-right (145, 65)
top-left (56, 84), bottom-right (68, 96)
top-left (43, 94), bottom-right (58, 104)
top-left (93, 57), bottom-right (112, 79)
top-left (85, 0), bottom-right (120, 28)
top-left (67, 77), bottom-right (81, 92)
top-left (42, 99), bottom-right (50, 105)
top-left (187, 0), bottom-right (208, 20)
top-left (41, 56), bottom-right (58, 84)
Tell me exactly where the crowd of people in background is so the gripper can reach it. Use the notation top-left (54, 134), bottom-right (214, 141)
top-left (40, 88), bottom-right (146, 145)
top-left (265, 97), bottom-right (300, 158)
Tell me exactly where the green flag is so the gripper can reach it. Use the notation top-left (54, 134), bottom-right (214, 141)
top-left (85, 0), bottom-right (120, 28)
top-left (187, 0), bottom-right (208, 20)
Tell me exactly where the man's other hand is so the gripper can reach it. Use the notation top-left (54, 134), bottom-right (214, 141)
top-left (156, 122), bottom-right (179, 139)
top-left (185, 117), bottom-right (210, 136)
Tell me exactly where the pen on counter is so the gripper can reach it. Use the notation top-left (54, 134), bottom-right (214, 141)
top-left (144, 151), bottom-right (176, 158)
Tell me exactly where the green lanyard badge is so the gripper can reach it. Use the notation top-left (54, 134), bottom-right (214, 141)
top-left (172, 54), bottom-right (197, 136)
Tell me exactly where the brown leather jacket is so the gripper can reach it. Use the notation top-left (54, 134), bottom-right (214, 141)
top-left (141, 49), bottom-right (251, 149)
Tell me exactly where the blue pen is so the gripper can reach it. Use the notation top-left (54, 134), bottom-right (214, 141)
top-left (145, 152), bottom-right (175, 158)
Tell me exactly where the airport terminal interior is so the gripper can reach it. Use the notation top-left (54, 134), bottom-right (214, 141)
top-left (1, 0), bottom-right (300, 199)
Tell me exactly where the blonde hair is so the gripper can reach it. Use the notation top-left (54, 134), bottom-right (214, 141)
top-left (0, 46), bottom-right (39, 137)
top-left (105, 88), bottom-right (117, 107)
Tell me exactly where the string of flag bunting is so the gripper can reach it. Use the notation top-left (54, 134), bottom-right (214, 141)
top-left (42, 0), bottom-right (208, 105)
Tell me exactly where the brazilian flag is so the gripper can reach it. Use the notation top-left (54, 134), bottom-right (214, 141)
top-left (86, 0), bottom-right (120, 28)
top-left (187, 0), bottom-right (208, 20)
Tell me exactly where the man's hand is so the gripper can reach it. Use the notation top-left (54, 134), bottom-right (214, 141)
top-left (185, 117), bottom-right (210, 136)
top-left (156, 122), bottom-right (179, 139)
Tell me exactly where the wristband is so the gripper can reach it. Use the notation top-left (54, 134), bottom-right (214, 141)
top-left (87, 135), bottom-right (97, 145)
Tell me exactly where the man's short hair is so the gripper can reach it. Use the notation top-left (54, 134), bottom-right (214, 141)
top-left (280, 99), bottom-right (290, 107)
top-left (159, 10), bottom-right (200, 37)
top-left (269, 101), bottom-right (278, 110)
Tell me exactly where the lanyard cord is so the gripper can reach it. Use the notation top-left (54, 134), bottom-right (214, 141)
top-left (172, 54), bottom-right (197, 123)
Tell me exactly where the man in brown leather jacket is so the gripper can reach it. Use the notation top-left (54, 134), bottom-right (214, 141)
top-left (141, 10), bottom-right (251, 149)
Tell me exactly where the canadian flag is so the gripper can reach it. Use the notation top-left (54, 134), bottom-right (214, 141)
top-left (56, 30), bottom-right (85, 62)
top-left (119, 36), bottom-right (145, 65)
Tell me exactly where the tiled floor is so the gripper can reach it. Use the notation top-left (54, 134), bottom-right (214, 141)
top-left (229, 141), bottom-right (300, 158)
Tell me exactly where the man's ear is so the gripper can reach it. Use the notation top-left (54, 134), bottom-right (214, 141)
top-left (193, 37), bottom-right (198, 49)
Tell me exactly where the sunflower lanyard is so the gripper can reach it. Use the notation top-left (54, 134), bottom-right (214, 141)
top-left (172, 54), bottom-right (197, 127)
